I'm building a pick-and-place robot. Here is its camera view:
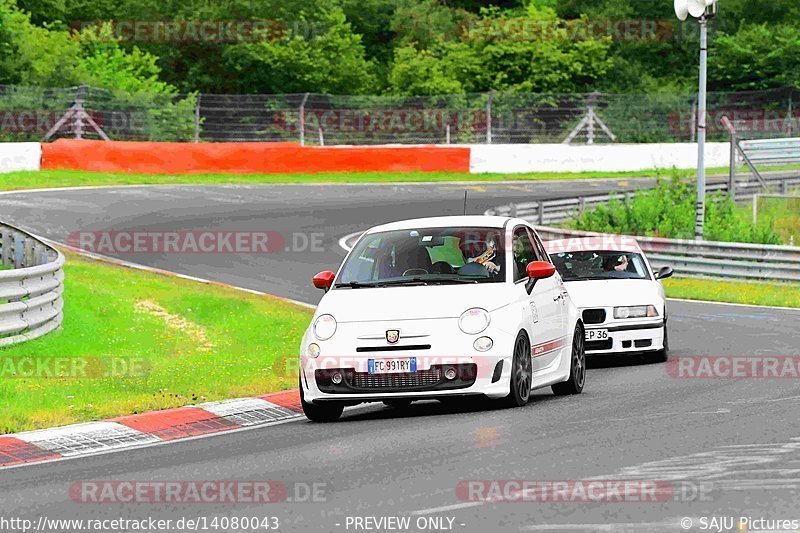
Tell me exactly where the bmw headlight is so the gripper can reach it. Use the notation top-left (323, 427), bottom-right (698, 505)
top-left (613, 305), bottom-right (658, 319)
top-left (459, 308), bottom-right (490, 335)
top-left (313, 314), bottom-right (337, 340)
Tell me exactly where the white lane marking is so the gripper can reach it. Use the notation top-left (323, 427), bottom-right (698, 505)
top-left (411, 501), bottom-right (484, 515)
top-left (338, 231), bottom-right (363, 253)
top-left (666, 297), bottom-right (800, 313)
top-left (40, 237), bottom-right (317, 310)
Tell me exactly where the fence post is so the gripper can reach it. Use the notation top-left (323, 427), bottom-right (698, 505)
top-left (299, 92), bottom-right (310, 146)
top-left (537, 201), bottom-right (544, 225)
top-left (318, 127), bottom-right (324, 147)
top-left (486, 92), bottom-right (494, 144)
top-left (446, 124), bottom-right (451, 145)
top-left (74, 84), bottom-right (86, 140)
top-left (193, 93), bottom-right (201, 143)
top-left (728, 131), bottom-right (736, 197)
top-left (579, 197), bottom-right (585, 213)
top-left (781, 180), bottom-right (789, 194)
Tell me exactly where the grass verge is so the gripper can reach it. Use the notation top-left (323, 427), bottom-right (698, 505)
top-left (0, 250), bottom-right (313, 434)
top-left (663, 276), bottom-right (800, 309)
top-left (0, 168), bottom-right (700, 190)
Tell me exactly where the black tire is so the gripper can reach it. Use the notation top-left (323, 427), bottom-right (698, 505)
top-left (505, 332), bottom-right (532, 407)
top-left (300, 376), bottom-right (344, 422)
top-left (650, 322), bottom-right (669, 363)
top-left (383, 399), bottom-right (413, 409)
top-left (552, 323), bottom-right (586, 396)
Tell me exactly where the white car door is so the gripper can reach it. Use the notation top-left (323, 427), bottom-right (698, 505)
top-left (511, 226), bottom-right (561, 374)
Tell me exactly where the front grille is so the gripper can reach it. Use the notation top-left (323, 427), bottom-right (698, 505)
top-left (586, 338), bottom-right (613, 351)
top-left (582, 309), bottom-right (606, 324)
top-left (350, 368), bottom-right (442, 389)
top-left (356, 344), bottom-right (431, 352)
top-left (315, 364), bottom-right (477, 394)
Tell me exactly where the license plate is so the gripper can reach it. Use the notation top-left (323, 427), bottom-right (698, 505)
top-left (368, 358), bottom-right (417, 374)
top-left (585, 329), bottom-right (609, 341)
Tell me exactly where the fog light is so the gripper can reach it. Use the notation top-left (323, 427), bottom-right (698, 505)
top-left (473, 336), bottom-right (493, 352)
top-left (444, 367), bottom-right (457, 380)
top-left (331, 372), bottom-right (343, 384)
top-left (307, 343), bottom-right (320, 358)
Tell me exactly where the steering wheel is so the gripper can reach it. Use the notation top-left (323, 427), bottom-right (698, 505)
top-left (402, 268), bottom-right (428, 276)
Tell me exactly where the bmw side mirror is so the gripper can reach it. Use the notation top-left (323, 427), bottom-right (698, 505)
top-left (525, 261), bottom-right (556, 294)
top-left (313, 271), bottom-right (335, 292)
top-left (655, 266), bottom-right (673, 280)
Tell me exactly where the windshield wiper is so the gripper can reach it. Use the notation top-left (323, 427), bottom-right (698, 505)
top-left (423, 277), bottom-right (479, 284)
top-left (334, 281), bottom-right (385, 289)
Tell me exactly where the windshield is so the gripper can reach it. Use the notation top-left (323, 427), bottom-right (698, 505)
top-left (549, 250), bottom-right (651, 281)
top-left (336, 227), bottom-right (506, 287)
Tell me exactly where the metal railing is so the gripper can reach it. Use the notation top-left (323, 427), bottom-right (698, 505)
top-left (0, 222), bottom-right (65, 346)
top-left (532, 225), bottom-right (800, 282)
top-left (486, 174), bottom-right (800, 226)
top-left (1, 84), bottom-right (798, 145)
top-left (740, 138), bottom-right (800, 166)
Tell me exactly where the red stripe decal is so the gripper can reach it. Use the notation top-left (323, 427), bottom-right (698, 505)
top-left (259, 390), bottom-right (303, 413)
top-left (531, 337), bottom-right (569, 357)
top-left (114, 407), bottom-right (240, 441)
top-left (0, 437), bottom-right (61, 467)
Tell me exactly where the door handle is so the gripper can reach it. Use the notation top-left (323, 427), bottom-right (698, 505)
top-left (553, 294), bottom-right (562, 301)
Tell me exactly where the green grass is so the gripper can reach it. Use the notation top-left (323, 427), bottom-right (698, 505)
top-left (0, 251), bottom-right (313, 434)
top-left (664, 276), bottom-right (800, 308)
top-left (0, 168), bottom-right (705, 190)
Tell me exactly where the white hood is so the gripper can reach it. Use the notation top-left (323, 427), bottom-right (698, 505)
top-left (564, 279), bottom-right (663, 309)
top-left (317, 283), bottom-right (513, 322)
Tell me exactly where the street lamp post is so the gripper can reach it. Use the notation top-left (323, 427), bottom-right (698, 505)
top-left (675, 0), bottom-right (717, 240)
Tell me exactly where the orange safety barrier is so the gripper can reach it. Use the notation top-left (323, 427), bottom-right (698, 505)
top-left (41, 139), bottom-right (470, 174)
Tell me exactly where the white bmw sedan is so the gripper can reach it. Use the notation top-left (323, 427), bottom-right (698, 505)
top-left (545, 237), bottom-right (673, 362)
top-left (299, 216), bottom-right (586, 422)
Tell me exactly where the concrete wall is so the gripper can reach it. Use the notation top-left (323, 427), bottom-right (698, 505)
top-left (0, 143), bottom-right (41, 173)
top-left (469, 143), bottom-right (730, 174)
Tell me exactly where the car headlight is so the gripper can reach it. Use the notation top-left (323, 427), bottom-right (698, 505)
top-left (473, 336), bottom-right (493, 352)
top-left (313, 314), bottom-right (337, 340)
top-left (307, 343), bottom-right (320, 358)
top-left (459, 308), bottom-right (490, 335)
top-left (613, 305), bottom-right (658, 319)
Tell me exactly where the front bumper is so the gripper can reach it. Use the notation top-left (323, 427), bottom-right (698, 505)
top-left (584, 320), bottom-right (665, 355)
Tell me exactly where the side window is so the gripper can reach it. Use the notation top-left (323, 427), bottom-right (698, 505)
top-left (512, 226), bottom-right (538, 282)
top-left (527, 228), bottom-right (550, 263)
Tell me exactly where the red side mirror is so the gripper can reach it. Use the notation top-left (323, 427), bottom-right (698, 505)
top-left (313, 271), bottom-right (335, 290)
top-left (526, 261), bottom-right (556, 280)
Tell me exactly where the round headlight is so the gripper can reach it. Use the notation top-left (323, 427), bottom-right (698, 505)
top-left (459, 308), bottom-right (490, 335)
top-left (473, 336), bottom-right (493, 352)
top-left (307, 343), bottom-right (320, 358)
top-left (313, 314), bottom-right (337, 340)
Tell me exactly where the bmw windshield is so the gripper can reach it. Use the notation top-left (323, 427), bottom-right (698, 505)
top-left (550, 250), bottom-right (651, 281)
top-left (336, 227), bottom-right (506, 287)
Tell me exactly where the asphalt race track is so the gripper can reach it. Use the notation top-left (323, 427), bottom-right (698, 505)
top-left (1, 180), bottom-right (799, 532)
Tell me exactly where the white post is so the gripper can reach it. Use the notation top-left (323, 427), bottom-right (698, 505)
top-left (446, 124), bottom-right (451, 145)
top-left (695, 16), bottom-right (708, 240)
top-left (299, 92), bottom-right (309, 146)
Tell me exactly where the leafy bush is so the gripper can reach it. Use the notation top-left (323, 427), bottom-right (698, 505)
top-left (568, 173), bottom-right (782, 245)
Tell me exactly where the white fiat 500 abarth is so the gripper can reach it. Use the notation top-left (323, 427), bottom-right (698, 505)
top-left (299, 216), bottom-right (586, 422)
top-left (545, 236), bottom-right (673, 362)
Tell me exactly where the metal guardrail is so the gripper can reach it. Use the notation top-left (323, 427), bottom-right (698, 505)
top-left (740, 138), bottom-right (800, 166)
top-left (485, 174), bottom-right (800, 282)
top-left (0, 222), bottom-right (65, 346)
top-left (486, 174), bottom-right (800, 227)
top-left (532, 226), bottom-right (800, 282)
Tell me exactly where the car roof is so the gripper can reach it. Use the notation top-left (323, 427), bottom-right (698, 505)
top-left (366, 216), bottom-right (512, 234)
top-left (544, 236), bottom-right (643, 254)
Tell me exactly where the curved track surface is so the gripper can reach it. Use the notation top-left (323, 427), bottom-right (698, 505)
top-left (1, 180), bottom-right (799, 532)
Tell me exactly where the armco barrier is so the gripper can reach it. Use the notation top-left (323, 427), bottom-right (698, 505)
top-left (486, 174), bottom-right (800, 226)
top-left (40, 139), bottom-right (471, 174)
top-left (0, 222), bottom-right (65, 346)
top-left (531, 225), bottom-right (800, 282)
top-left (469, 142), bottom-right (730, 173)
top-left (0, 142), bottom-right (41, 173)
